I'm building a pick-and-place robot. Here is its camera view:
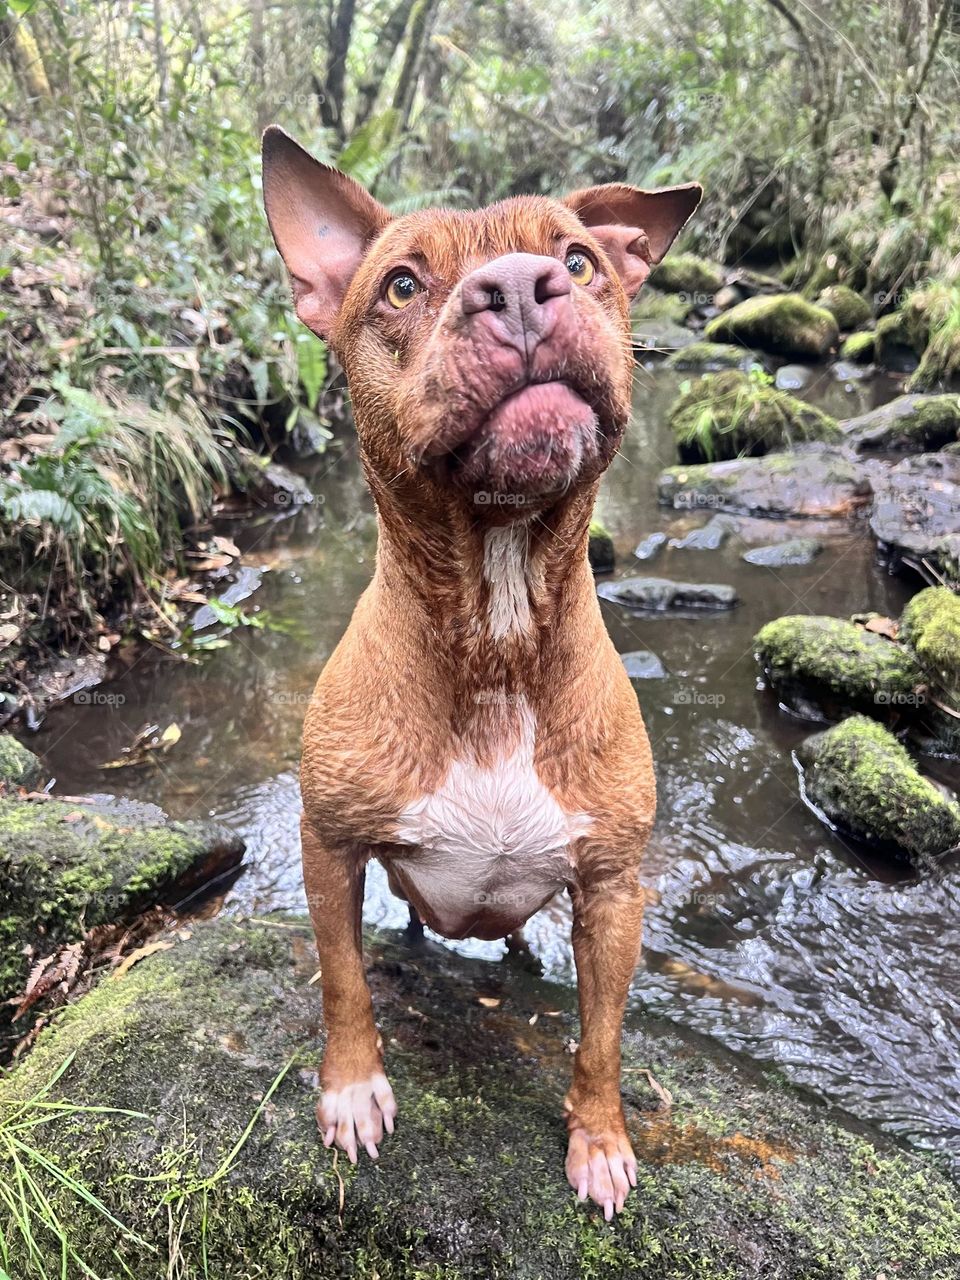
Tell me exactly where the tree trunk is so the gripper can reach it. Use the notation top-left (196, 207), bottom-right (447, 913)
top-left (323, 0), bottom-right (356, 143)
top-left (879, 0), bottom-right (950, 198)
top-left (353, 0), bottom-right (417, 130)
top-left (1, 14), bottom-right (52, 100)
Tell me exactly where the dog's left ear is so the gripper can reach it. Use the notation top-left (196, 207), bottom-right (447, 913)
top-left (564, 182), bottom-right (703, 299)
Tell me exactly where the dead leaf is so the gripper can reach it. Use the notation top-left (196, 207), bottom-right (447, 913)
top-left (862, 615), bottom-right (899, 639)
top-left (641, 1068), bottom-right (674, 1110)
top-left (111, 939), bottom-right (174, 980)
top-left (528, 1012), bottom-right (539, 1026)
top-left (477, 996), bottom-right (501, 1008)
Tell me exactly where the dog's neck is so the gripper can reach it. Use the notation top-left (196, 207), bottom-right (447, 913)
top-left (366, 478), bottom-right (601, 693)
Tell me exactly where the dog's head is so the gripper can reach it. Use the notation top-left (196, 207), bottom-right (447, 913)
top-left (263, 128), bottom-right (700, 517)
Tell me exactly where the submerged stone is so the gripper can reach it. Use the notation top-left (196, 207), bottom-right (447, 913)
top-left (705, 294), bottom-right (839, 359)
top-left (659, 447), bottom-right (872, 519)
top-left (1, 919), bottom-right (957, 1279)
top-left (598, 577), bottom-right (738, 611)
top-left (796, 715), bottom-right (960, 864)
top-left (633, 531), bottom-right (667, 561)
top-left (741, 538), bottom-right (823, 567)
top-left (668, 515), bottom-right (738, 551)
top-left (621, 650), bottom-right (668, 679)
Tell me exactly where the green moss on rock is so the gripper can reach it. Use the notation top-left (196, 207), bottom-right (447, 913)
top-left (0, 795), bottom-right (243, 1024)
top-left (704, 293), bottom-right (839, 359)
top-left (659, 447), bottom-right (871, 518)
top-left (663, 342), bottom-right (753, 371)
top-left (901, 587), bottom-right (960, 706)
top-left (842, 393), bottom-right (960, 452)
top-left (816, 285), bottom-right (871, 331)
top-left (797, 715), bottom-right (960, 862)
top-left (839, 330), bottom-right (876, 363)
top-left (0, 734), bottom-right (42, 788)
top-left (587, 520), bottom-right (615, 573)
top-left (649, 253), bottom-right (724, 297)
top-left (754, 615), bottom-right (924, 713)
top-left (668, 370), bottom-right (840, 462)
top-left (2, 918), bottom-right (959, 1279)
top-left (632, 287), bottom-right (691, 324)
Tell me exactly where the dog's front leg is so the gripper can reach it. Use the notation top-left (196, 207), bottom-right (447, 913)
top-left (301, 816), bottom-right (396, 1163)
top-left (565, 867), bottom-right (644, 1218)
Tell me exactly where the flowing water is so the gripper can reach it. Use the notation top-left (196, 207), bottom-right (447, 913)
top-left (30, 361), bottom-right (960, 1170)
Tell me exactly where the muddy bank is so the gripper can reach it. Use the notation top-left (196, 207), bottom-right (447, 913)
top-left (2, 917), bottom-right (958, 1280)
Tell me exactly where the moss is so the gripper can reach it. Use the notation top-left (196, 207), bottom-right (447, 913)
top-left (648, 253), bottom-right (724, 297)
top-left (874, 309), bottom-right (919, 366)
top-left (587, 520), bottom-right (614, 573)
top-left (815, 285), bottom-right (871, 331)
top-left (900, 586), bottom-right (960, 705)
top-left (839, 330), bottom-right (876, 362)
top-left (0, 734), bottom-right (43, 788)
top-left (667, 370), bottom-right (840, 462)
top-left (663, 342), bottom-right (754, 371)
top-left (902, 283), bottom-right (960, 391)
top-left (704, 294), bottom-right (839, 359)
top-left (796, 716), bottom-right (960, 862)
top-left (632, 287), bottom-right (691, 324)
top-left (2, 918), bottom-right (959, 1279)
top-left (754, 615), bottom-right (924, 715)
top-left (0, 795), bottom-right (243, 1032)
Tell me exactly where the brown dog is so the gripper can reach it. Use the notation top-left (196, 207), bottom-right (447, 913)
top-left (262, 127), bottom-right (701, 1218)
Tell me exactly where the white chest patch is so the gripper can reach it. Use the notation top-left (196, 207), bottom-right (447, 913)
top-left (482, 523), bottom-right (532, 639)
top-left (392, 703), bottom-right (592, 936)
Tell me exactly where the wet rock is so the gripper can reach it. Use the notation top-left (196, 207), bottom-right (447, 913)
top-left (774, 364), bottom-right (813, 391)
top-left (631, 317), bottom-right (698, 354)
top-left (190, 565), bottom-right (264, 631)
top-left (649, 253), bottom-right (724, 297)
top-left (663, 342), bottom-right (754, 371)
top-left (831, 360), bottom-right (873, 383)
top-left (815, 285), bottom-right (872, 332)
top-left (587, 520), bottom-right (615, 573)
top-left (633, 531), bottom-right (667, 561)
top-left (667, 371), bottom-right (840, 463)
top-left (796, 716), bottom-right (960, 864)
top-left (621, 650), bottom-right (667, 679)
top-left (725, 268), bottom-right (787, 298)
top-left (839, 330), bottom-right (876, 363)
top-left (632, 288), bottom-right (690, 323)
top-left (741, 538), bottom-right (823, 567)
top-left (668, 515), bottom-right (737, 551)
top-left (754, 615), bottom-right (923, 718)
top-left (598, 577), bottom-right (738, 611)
top-left (705, 294), bottom-right (839, 360)
top-left (287, 410), bottom-right (332, 460)
top-left (842, 393), bottom-right (960, 453)
top-left (0, 734), bottom-right (42, 788)
top-left (869, 452), bottom-right (960, 583)
top-left (874, 310), bottom-right (919, 372)
top-left (0, 794), bottom-right (244, 1040)
top-left (659, 447), bottom-right (872, 519)
top-left (245, 458), bottom-right (316, 513)
top-left (3, 919), bottom-right (956, 1280)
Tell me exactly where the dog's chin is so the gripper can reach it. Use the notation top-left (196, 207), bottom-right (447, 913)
top-left (448, 382), bottom-right (605, 508)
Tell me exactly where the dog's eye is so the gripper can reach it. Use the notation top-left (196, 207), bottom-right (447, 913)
top-left (564, 250), bottom-right (595, 286)
top-left (385, 272), bottom-right (422, 308)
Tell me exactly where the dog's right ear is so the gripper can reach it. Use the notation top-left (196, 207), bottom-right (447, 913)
top-left (262, 126), bottom-right (391, 340)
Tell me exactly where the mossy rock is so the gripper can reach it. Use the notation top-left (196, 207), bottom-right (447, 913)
top-left (901, 586), bottom-right (960, 708)
top-left (2, 918), bottom-right (959, 1279)
top-left (903, 283), bottom-right (960, 392)
top-left (704, 294), bottom-right (839, 360)
top-left (874, 310), bottom-right (920, 370)
top-left (649, 252), bottom-right (724, 298)
top-left (667, 370), bottom-right (840, 462)
top-left (587, 519), bottom-right (615, 573)
top-left (815, 285), bottom-right (872, 332)
top-left (659, 447), bottom-right (872, 518)
top-left (0, 734), bottom-right (42, 789)
top-left (632, 287), bottom-right (691, 324)
top-left (754, 615), bottom-right (924, 717)
top-left (839, 330), bottom-right (876, 363)
top-left (796, 715), bottom-right (960, 863)
top-left (0, 794), bottom-right (244, 1040)
top-left (663, 342), bottom-right (754, 371)
top-left (842, 393), bottom-right (960, 452)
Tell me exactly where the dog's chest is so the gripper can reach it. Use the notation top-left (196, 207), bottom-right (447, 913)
top-left (390, 708), bottom-right (592, 937)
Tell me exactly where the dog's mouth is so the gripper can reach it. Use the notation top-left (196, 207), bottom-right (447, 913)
top-left (440, 377), bottom-right (614, 500)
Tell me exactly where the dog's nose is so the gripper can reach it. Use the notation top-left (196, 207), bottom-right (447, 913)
top-left (460, 253), bottom-right (572, 358)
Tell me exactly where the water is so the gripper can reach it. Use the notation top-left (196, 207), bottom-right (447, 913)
top-left (29, 360), bottom-right (960, 1170)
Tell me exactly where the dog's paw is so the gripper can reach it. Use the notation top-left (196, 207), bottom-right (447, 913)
top-left (565, 1126), bottom-right (637, 1220)
top-left (318, 1071), bottom-right (397, 1164)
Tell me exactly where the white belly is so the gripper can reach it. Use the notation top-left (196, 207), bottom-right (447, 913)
top-left (391, 705), bottom-right (592, 937)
